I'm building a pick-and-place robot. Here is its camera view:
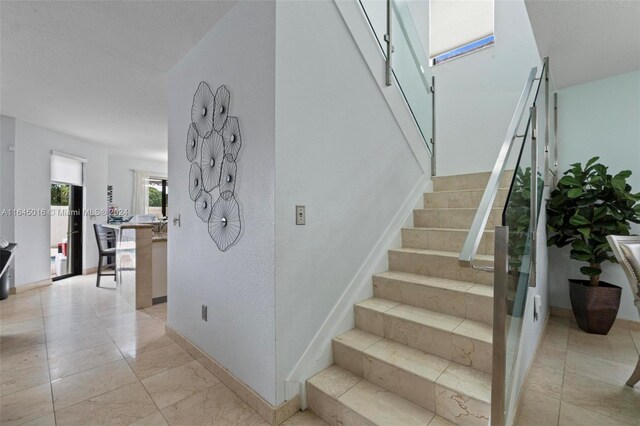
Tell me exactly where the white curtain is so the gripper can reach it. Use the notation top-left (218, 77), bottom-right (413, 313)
top-left (132, 170), bottom-right (150, 215)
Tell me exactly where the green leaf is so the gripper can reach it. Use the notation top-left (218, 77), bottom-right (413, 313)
top-left (585, 157), bottom-right (600, 169)
top-left (569, 214), bottom-right (590, 227)
top-left (567, 188), bottom-right (583, 199)
top-left (558, 176), bottom-right (581, 188)
top-left (611, 176), bottom-right (626, 192)
top-left (592, 206), bottom-right (608, 221)
top-left (580, 266), bottom-right (602, 277)
top-left (572, 239), bottom-right (591, 253)
top-left (577, 227), bottom-right (591, 240)
top-left (572, 253), bottom-right (593, 261)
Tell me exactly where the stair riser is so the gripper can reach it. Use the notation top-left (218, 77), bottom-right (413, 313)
top-left (413, 209), bottom-right (502, 229)
top-left (388, 251), bottom-right (494, 286)
top-left (307, 370), bottom-right (437, 426)
top-left (424, 188), bottom-right (508, 209)
top-left (333, 340), bottom-right (437, 412)
top-left (433, 171), bottom-right (514, 192)
top-left (306, 383), bottom-right (341, 426)
top-left (372, 276), bottom-right (493, 324)
top-left (354, 305), bottom-right (492, 373)
top-left (402, 229), bottom-right (495, 255)
top-left (308, 378), bottom-right (490, 426)
top-left (331, 340), bottom-right (491, 424)
top-left (382, 315), bottom-right (492, 374)
top-left (436, 385), bottom-right (491, 426)
top-left (466, 292), bottom-right (493, 325)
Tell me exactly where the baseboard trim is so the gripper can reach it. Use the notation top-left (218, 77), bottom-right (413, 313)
top-left (83, 267), bottom-right (98, 275)
top-left (284, 175), bottom-right (431, 405)
top-left (152, 296), bottom-right (167, 305)
top-left (551, 305), bottom-right (640, 331)
top-left (165, 325), bottom-right (299, 425)
top-left (9, 278), bottom-right (52, 294)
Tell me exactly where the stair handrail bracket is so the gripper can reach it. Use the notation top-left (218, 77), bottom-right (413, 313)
top-left (458, 66), bottom-right (538, 269)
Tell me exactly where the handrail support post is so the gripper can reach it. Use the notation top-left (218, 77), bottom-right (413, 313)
top-left (431, 76), bottom-right (436, 177)
top-left (385, 0), bottom-right (392, 86)
top-left (491, 226), bottom-right (509, 426)
top-left (530, 106), bottom-right (538, 288)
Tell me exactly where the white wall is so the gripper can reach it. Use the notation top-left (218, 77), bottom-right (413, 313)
top-left (107, 155), bottom-right (167, 215)
top-left (398, 0), bottom-right (542, 176)
top-left (1, 116), bottom-right (16, 243)
top-left (507, 188), bottom-right (550, 423)
top-left (274, 0), bottom-right (424, 405)
top-left (167, 0), bottom-right (277, 405)
top-left (549, 71), bottom-right (640, 322)
top-left (11, 119), bottom-right (109, 286)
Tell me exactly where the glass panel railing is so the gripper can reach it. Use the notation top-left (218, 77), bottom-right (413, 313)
top-left (358, 0), bottom-right (387, 52)
top-left (358, 0), bottom-right (434, 156)
top-left (390, 0), bottom-right (434, 155)
top-left (496, 62), bottom-right (549, 426)
top-left (501, 119), bottom-right (533, 422)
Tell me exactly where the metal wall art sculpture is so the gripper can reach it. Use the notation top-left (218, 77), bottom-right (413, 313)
top-left (186, 82), bottom-right (242, 251)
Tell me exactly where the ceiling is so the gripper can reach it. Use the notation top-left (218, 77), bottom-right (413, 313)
top-left (1, 1), bottom-right (237, 161)
top-left (525, 0), bottom-right (640, 89)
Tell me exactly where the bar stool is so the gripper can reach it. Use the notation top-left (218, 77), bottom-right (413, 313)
top-left (93, 224), bottom-right (116, 287)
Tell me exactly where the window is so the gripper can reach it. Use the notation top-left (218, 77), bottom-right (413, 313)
top-left (430, 0), bottom-right (494, 66)
top-left (148, 178), bottom-right (168, 218)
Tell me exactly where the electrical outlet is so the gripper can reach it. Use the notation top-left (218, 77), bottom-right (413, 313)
top-left (296, 205), bottom-right (305, 225)
top-left (201, 305), bottom-right (208, 321)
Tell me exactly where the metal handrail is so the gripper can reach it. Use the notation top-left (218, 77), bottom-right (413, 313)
top-left (489, 59), bottom-right (554, 426)
top-left (458, 66), bottom-right (538, 269)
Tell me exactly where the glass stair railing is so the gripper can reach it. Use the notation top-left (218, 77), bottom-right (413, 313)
top-left (358, 0), bottom-right (436, 174)
top-left (459, 57), bottom-right (556, 426)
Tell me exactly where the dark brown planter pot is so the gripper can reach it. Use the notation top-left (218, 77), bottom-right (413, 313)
top-left (569, 279), bottom-right (621, 335)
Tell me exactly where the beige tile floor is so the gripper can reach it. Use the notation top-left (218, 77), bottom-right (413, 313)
top-left (515, 316), bottom-right (640, 426)
top-left (0, 274), bottom-right (326, 426)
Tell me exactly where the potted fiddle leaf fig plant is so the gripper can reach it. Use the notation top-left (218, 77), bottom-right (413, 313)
top-left (547, 157), bottom-right (640, 334)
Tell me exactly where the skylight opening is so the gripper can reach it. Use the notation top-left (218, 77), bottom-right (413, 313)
top-left (429, 0), bottom-right (495, 66)
top-left (432, 34), bottom-right (495, 66)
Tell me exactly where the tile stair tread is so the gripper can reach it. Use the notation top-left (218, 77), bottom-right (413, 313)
top-left (384, 304), bottom-right (463, 332)
top-left (333, 328), bottom-right (382, 352)
top-left (425, 188), bottom-right (510, 195)
top-left (307, 365), bottom-right (361, 399)
top-left (389, 247), bottom-right (494, 263)
top-left (467, 283), bottom-right (494, 298)
top-left (354, 297), bottom-right (400, 313)
top-left (309, 365), bottom-right (436, 425)
top-left (374, 271), bottom-right (477, 293)
top-left (354, 298), bottom-right (493, 344)
top-left (431, 170), bottom-right (514, 191)
top-left (415, 207), bottom-right (502, 213)
top-left (403, 227), bottom-right (495, 234)
top-left (339, 378), bottom-right (435, 425)
top-left (312, 355), bottom-right (492, 415)
top-left (336, 330), bottom-right (449, 382)
top-left (431, 171), bottom-right (504, 180)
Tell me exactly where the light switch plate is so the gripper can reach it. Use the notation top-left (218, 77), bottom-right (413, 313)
top-left (201, 305), bottom-right (208, 321)
top-left (296, 205), bottom-right (305, 225)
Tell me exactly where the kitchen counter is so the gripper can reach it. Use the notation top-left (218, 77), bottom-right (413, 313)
top-left (104, 224), bottom-right (167, 308)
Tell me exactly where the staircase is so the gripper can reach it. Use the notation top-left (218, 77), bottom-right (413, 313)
top-left (306, 171), bottom-right (513, 426)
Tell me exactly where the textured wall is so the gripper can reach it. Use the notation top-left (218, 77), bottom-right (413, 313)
top-left (12, 119), bottom-right (108, 286)
top-left (550, 71), bottom-right (640, 322)
top-left (167, 1), bottom-right (277, 405)
top-left (274, 0), bottom-right (424, 404)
